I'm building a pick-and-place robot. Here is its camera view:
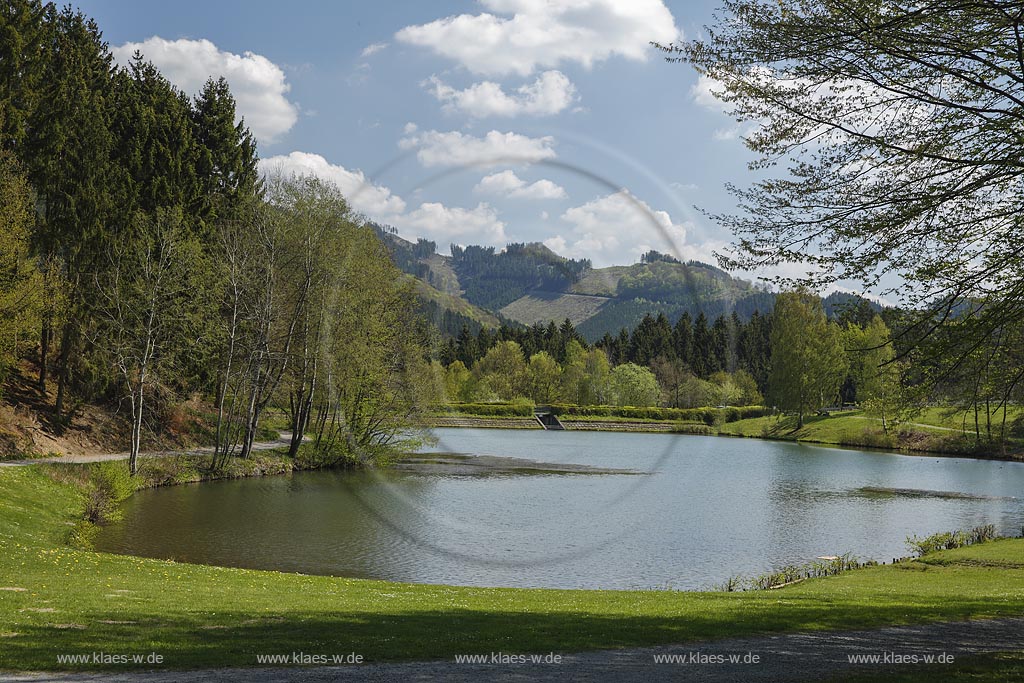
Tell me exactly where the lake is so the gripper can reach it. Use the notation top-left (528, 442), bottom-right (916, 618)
top-left (95, 428), bottom-right (1024, 590)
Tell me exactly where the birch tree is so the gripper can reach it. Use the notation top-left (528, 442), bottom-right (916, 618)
top-left (93, 208), bottom-right (204, 474)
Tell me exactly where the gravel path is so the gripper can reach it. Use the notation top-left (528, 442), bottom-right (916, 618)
top-left (3, 617), bottom-right (1022, 682)
top-left (0, 435), bottom-right (296, 467)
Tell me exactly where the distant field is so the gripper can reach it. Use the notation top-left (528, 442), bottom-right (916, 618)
top-left (500, 291), bottom-right (611, 326)
top-left (570, 266), bottom-right (627, 296)
top-left (423, 254), bottom-right (462, 297)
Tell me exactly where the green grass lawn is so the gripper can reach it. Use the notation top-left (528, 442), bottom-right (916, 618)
top-left (1, 465), bottom-right (1024, 671)
top-left (716, 411), bottom-right (1015, 457)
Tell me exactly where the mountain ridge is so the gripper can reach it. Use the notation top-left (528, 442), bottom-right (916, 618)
top-left (371, 226), bottom-right (878, 341)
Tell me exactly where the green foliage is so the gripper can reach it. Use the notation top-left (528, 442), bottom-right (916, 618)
top-left (545, 403), bottom-right (769, 423)
top-left (0, 151), bottom-right (43, 387)
top-left (442, 402), bottom-right (535, 417)
top-left (527, 351), bottom-right (562, 404)
top-left (474, 340), bottom-right (528, 401)
top-left (907, 525), bottom-right (997, 557)
top-left (82, 461), bottom-right (135, 525)
top-left (610, 363), bottom-right (661, 407)
top-left (844, 315), bottom-right (914, 433)
top-left (768, 289), bottom-right (848, 426)
top-left (192, 76), bottom-right (260, 222)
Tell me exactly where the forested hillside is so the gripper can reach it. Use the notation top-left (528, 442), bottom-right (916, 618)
top-left (366, 234), bottom-right (782, 342)
top-left (0, 2), bottom-right (433, 466)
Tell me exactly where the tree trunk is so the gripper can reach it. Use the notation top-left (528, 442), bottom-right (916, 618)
top-left (214, 303), bottom-right (238, 462)
top-left (38, 320), bottom-right (49, 391)
top-left (53, 323), bottom-right (74, 432)
top-left (129, 383), bottom-right (144, 476)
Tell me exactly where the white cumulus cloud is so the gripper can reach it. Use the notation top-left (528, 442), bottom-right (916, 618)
top-left (393, 202), bottom-right (507, 245)
top-left (112, 37), bottom-right (298, 144)
top-left (425, 70), bottom-right (577, 117)
top-left (399, 128), bottom-right (556, 167)
top-left (395, 0), bottom-right (679, 77)
top-left (259, 152), bottom-right (406, 219)
top-left (547, 190), bottom-right (718, 266)
top-left (474, 170), bottom-right (566, 199)
top-left (361, 42), bottom-right (388, 57)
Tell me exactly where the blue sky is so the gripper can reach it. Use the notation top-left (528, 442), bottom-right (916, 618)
top-left (77, 1), bottom-right (767, 270)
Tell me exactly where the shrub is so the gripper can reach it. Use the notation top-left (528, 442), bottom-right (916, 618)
top-left (82, 461), bottom-right (135, 525)
top-left (906, 524), bottom-right (998, 557)
top-left (442, 402), bottom-right (534, 417)
top-left (539, 404), bottom-right (771, 423)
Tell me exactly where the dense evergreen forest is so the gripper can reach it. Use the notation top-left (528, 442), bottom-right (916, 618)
top-left (449, 242), bottom-right (591, 311)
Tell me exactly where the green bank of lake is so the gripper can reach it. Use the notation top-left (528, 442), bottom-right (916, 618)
top-left (95, 428), bottom-right (1024, 590)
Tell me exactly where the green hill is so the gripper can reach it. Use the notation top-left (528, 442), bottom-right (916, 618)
top-left (371, 230), bottom-right (781, 341)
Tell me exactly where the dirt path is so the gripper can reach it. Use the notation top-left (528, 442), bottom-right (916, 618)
top-left (0, 434), bottom-right (295, 467)
top-left (3, 616), bottom-right (1022, 682)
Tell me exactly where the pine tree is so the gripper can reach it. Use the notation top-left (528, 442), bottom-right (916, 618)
top-left (672, 312), bottom-right (693, 369)
top-left (25, 6), bottom-right (115, 422)
top-left (0, 0), bottom-right (46, 151)
top-left (691, 313), bottom-right (711, 378)
top-left (193, 77), bottom-right (260, 223)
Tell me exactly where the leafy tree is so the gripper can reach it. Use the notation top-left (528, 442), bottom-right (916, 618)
top-left (581, 347), bottom-right (614, 405)
top-left (527, 351), bottom-right (562, 404)
top-left (652, 355), bottom-right (689, 408)
top-left (846, 315), bottom-right (907, 434)
top-left (92, 208), bottom-right (207, 474)
top-left (611, 363), bottom-right (660, 407)
top-left (768, 289), bottom-right (847, 426)
top-left (444, 360), bottom-right (473, 403)
top-left (560, 339), bottom-right (588, 404)
top-left (665, 1), bottom-right (1024, 370)
top-left (475, 340), bottom-right (528, 401)
top-left (730, 369), bottom-right (763, 407)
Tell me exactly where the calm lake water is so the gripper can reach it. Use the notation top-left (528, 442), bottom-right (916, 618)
top-left (96, 428), bottom-right (1024, 590)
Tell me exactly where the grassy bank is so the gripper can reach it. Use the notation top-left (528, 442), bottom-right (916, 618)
top-left (431, 407), bottom-right (1023, 460)
top-left (718, 411), bottom-right (1023, 459)
top-left (1, 464), bottom-right (1024, 671)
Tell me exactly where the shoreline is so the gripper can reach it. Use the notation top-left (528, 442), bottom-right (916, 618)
top-left (2, 463), bottom-right (1024, 672)
top-left (424, 414), bottom-right (1024, 463)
